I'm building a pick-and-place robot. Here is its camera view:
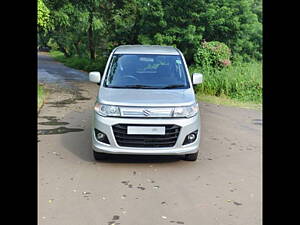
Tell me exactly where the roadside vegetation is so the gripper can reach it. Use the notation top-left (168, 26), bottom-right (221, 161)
top-left (191, 61), bottom-right (262, 105)
top-left (38, 0), bottom-right (262, 109)
top-left (38, 84), bottom-right (46, 112)
top-left (50, 51), bottom-right (106, 72)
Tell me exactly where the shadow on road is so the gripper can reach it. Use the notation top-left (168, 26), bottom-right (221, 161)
top-left (94, 154), bottom-right (182, 164)
top-left (60, 127), bottom-right (95, 162)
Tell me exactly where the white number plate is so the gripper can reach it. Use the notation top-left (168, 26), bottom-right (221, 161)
top-left (127, 126), bottom-right (165, 135)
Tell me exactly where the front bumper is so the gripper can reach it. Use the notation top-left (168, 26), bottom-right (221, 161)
top-left (91, 113), bottom-right (201, 155)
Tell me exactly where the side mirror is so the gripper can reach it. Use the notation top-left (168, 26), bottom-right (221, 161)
top-left (89, 71), bottom-right (101, 84)
top-left (192, 73), bottom-right (203, 85)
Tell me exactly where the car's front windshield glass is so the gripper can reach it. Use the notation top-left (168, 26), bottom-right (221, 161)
top-left (104, 54), bottom-right (190, 89)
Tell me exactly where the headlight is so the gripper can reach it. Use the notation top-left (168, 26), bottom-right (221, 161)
top-left (173, 103), bottom-right (199, 118)
top-left (94, 103), bottom-right (121, 117)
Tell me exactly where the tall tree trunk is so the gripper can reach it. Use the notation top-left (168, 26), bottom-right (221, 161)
top-left (88, 12), bottom-right (96, 60)
top-left (74, 40), bottom-right (81, 57)
top-left (58, 43), bottom-right (71, 57)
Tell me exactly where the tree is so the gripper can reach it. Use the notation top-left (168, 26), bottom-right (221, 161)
top-left (39, 0), bottom-right (262, 63)
top-left (38, 0), bottom-right (51, 31)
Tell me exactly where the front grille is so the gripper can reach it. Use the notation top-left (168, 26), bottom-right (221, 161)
top-left (112, 124), bottom-right (181, 148)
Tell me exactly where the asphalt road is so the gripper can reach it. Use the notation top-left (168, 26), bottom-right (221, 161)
top-left (38, 52), bottom-right (88, 84)
top-left (38, 52), bottom-right (262, 225)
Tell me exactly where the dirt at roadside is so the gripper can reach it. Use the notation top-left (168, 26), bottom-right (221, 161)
top-left (38, 81), bottom-right (98, 136)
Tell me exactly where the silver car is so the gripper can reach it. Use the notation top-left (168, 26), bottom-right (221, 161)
top-left (89, 45), bottom-right (203, 161)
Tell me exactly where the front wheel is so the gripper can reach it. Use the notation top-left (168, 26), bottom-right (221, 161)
top-left (184, 151), bottom-right (199, 161)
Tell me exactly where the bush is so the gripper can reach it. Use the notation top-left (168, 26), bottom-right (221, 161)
top-left (190, 61), bottom-right (262, 103)
top-left (49, 50), bottom-right (107, 73)
top-left (47, 38), bottom-right (59, 51)
top-left (194, 41), bottom-right (232, 69)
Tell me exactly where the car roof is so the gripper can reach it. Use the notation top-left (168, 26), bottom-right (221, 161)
top-left (114, 45), bottom-right (180, 55)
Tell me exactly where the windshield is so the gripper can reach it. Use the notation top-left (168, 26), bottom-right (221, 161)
top-left (104, 54), bottom-right (190, 89)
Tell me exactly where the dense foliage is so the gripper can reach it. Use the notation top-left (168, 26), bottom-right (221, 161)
top-left (190, 61), bottom-right (262, 103)
top-left (194, 41), bottom-right (231, 69)
top-left (38, 0), bottom-right (51, 31)
top-left (39, 0), bottom-right (262, 104)
top-left (39, 0), bottom-right (262, 63)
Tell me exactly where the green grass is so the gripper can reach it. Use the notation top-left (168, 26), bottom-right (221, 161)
top-left (190, 61), bottom-right (262, 107)
top-left (38, 84), bottom-right (46, 111)
top-left (49, 50), bottom-right (106, 72)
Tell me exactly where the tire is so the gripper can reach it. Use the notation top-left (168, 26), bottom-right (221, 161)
top-left (184, 151), bottom-right (199, 161)
top-left (93, 151), bottom-right (108, 160)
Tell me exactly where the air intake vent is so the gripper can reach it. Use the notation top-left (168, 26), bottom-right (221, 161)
top-left (112, 124), bottom-right (181, 148)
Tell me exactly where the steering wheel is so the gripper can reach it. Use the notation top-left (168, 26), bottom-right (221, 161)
top-left (123, 75), bottom-right (139, 82)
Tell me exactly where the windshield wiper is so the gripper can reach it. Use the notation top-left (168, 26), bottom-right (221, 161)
top-left (108, 85), bottom-right (160, 89)
top-left (161, 84), bottom-right (186, 89)
top-left (108, 84), bottom-right (186, 89)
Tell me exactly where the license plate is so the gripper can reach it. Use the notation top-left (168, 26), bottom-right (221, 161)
top-left (127, 126), bottom-right (165, 135)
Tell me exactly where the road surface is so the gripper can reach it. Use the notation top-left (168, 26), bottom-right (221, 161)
top-left (38, 52), bottom-right (262, 225)
top-left (38, 52), bottom-right (88, 84)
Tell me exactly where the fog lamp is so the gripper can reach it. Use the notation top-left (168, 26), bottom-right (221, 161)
top-left (187, 133), bottom-right (196, 141)
top-left (97, 132), bottom-right (105, 140)
top-left (94, 129), bottom-right (110, 144)
top-left (183, 130), bottom-right (198, 145)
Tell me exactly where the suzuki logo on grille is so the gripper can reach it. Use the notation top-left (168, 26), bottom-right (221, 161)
top-left (143, 109), bottom-right (151, 117)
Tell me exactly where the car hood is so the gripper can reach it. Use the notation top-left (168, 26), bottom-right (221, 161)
top-left (98, 87), bottom-right (196, 107)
